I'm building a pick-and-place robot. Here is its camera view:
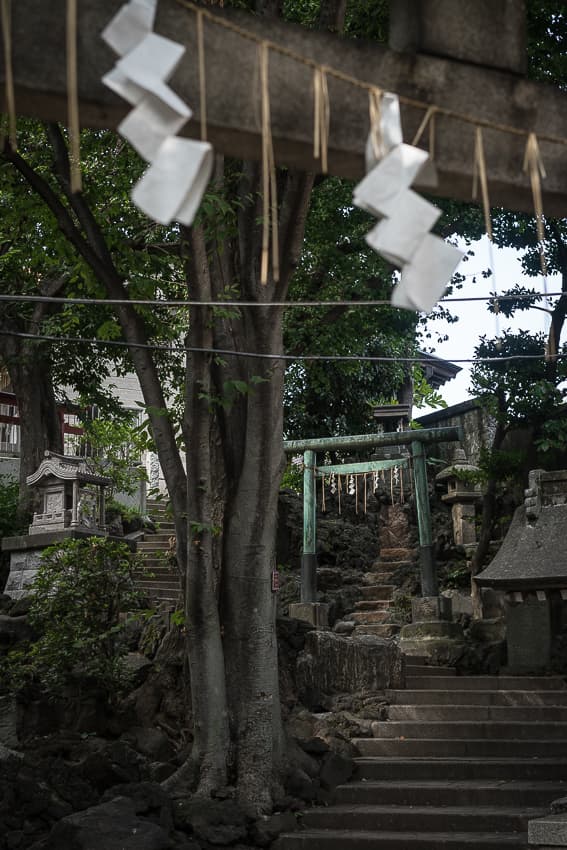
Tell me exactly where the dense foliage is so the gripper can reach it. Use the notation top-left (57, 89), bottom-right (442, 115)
top-left (2, 538), bottom-right (143, 700)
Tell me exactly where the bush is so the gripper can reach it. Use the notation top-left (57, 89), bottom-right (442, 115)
top-left (0, 476), bottom-right (25, 591)
top-left (3, 537), bottom-right (144, 700)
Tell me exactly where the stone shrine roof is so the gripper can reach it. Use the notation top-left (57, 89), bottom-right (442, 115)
top-left (476, 503), bottom-right (567, 590)
top-left (26, 451), bottom-right (112, 487)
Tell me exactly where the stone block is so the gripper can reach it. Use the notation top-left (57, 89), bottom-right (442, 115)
top-left (401, 620), bottom-right (463, 640)
top-left (4, 550), bottom-right (41, 600)
top-left (451, 503), bottom-right (477, 545)
top-left (529, 812), bottom-right (567, 846)
top-left (469, 617), bottom-right (506, 643)
top-left (389, 0), bottom-right (527, 75)
top-left (505, 595), bottom-right (551, 670)
top-left (412, 595), bottom-right (452, 622)
top-left (296, 631), bottom-right (404, 695)
top-left (288, 603), bottom-right (329, 630)
top-left (442, 590), bottom-right (473, 618)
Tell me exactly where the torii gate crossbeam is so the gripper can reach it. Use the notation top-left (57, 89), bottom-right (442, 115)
top-left (2, 0), bottom-right (567, 216)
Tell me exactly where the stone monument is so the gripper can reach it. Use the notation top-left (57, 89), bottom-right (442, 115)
top-left (3, 452), bottom-right (112, 599)
top-left (476, 469), bottom-right (567, 671)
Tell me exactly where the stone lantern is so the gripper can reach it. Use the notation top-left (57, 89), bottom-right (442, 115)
top-left (436, 448), bottom-right (481, 546)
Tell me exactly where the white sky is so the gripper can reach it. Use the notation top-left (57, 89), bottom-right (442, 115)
top-left (419, 235), bottom-right (561, 413)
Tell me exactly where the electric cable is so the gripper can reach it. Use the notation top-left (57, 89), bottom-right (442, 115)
top-left (0, 328), bottom-right (562, 365)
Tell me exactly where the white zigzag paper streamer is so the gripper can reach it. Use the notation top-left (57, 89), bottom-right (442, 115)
top-left (102, 0), bottom-right (213, 226)
top-left (353, 94), bottom-right (463, 313)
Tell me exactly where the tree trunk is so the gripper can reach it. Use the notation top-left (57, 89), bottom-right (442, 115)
top-left (0, 337), bottom-right (63, 517)
top-left (220, 309), bottom-right (286, 813)
top-left (182, 224), bottom-right (230, 795)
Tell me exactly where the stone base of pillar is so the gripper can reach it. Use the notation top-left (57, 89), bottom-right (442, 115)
top-left (400, 619), bottom-right (465, 665)
top-left (412, 595), bottom-right (452, 623)
top-left (288, 602), bottom-right (330, 630)
top-left (529, 812), bottom-right (567, 847)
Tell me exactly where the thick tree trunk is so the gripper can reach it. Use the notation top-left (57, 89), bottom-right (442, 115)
top-left (182, 225), bottom-right (230, 795)
top-left (220, 310), bottom-right (286, 813)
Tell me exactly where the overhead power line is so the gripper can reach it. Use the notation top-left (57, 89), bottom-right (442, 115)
top-left (0, 328), bottom-right (562, 366)
top-left (0, 292), bottom-right (562, 309)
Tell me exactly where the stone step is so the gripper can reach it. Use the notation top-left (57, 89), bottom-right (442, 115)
top-left (350, 610), bottom-right (391, 625)
top-left (362, 571), bottom-right (397, 584)
top-left (335, 779), bottom-right (567, 808)
top-left (354, 737), bottom-right (567, 758)
top-left (136, 577), bottom-right (179, 589)
top-left (387, 689), bottom-right (567, 706)
top-left (378, 548), bottom-right (417, 562)
top-left (405, 665), bottom-right (456, 677)
top-left (388, 704), bottom-right (567, 722)
top-left (134, 573), bottom-right (181, 590)
top-left (136, 586), bottom-right (180, 603)
top-left (138, 543), bottom-right (172, 553)
top-left (353, 624), bottom-right (401, 638)
top-left (370, 720), bottom-right (567, 740)
top-left (354, 757), bottom-right (567, 782)
top-left (359, 585), bottom-right (396, 600)
top-left (139, 538), bottom-right (174, 547)
top-left (354, 600), bottom-right (393, 612)
top-left (405, 675), bottom-right (567, 691)
top-left (301, 804), bottom-right (543, 833)
top-left (275, 829), bottom-right (527, 849)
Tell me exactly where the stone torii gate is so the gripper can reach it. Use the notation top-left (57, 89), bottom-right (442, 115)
top-left (2, 0), bottom-right (567, 216)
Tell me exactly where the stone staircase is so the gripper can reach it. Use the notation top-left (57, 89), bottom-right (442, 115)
top-left (276, 662), bottom-right (567, 849)
top-left (134, 499), bottom-right (182, 607)
top-left (350, 547), bottom-right (417, 639)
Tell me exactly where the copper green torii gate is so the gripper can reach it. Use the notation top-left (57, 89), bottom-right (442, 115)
top-left (283, 427), bottom-right (462, 603)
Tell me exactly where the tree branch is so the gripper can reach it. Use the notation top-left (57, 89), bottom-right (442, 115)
top-left (2, 140), bottom-right (113, 286)
top-left (45, 123), bottom-right (116, 268)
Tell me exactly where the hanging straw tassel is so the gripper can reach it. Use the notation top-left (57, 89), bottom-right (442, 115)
top-left (412, 105), bottom-right (437, 159)
top-left (196, 9), bottom-right (207, 142)
top-left (473, 126), bottom-right (502, 340)
top-left (523, 132), bottom-right (548, 275)
top-left (321, 475), bottom-right (326, 513)
top-left (472, 127), bottom-right (493, 241)
top-left (259, 42), bottom-right (279, 284)
top-left (66, 0), bottom-right (82, 193)
top-left (0, 0), bottom-right (16, 150)
top-left (313, 65), bottom-right (330, 173)
top-left (368, 86), bottom-right (383, 160)
top-left (523, 132), bottom-right (554, 357)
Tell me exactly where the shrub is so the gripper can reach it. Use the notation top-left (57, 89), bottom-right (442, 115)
top-left (3, 537), bottom-right (144, 700)
top-left (0, 476), bottom-right (25, 591)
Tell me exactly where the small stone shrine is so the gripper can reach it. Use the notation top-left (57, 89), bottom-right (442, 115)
top-left (476, 469), bottom-right (567, 671)
top-left (27, 451), bottom-right (111, 534)
top-left (3, 452), bottom-right (112, 599)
